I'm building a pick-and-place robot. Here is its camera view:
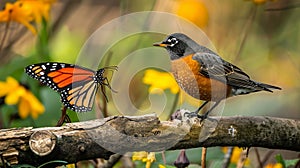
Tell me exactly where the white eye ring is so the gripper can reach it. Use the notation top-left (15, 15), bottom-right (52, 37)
top-left (167, 37), bottom-right (178, 47)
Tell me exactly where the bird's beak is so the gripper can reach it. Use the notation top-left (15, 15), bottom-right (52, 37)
top-left (153, 42), bottom-right (168, 47)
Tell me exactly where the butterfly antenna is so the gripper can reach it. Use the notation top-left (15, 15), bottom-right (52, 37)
top-left (104, 66), bottom-right (118, 72)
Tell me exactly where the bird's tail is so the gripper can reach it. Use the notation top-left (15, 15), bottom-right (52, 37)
top-left (256, 82), bottom-right (281, 92)
top-left (232, 81), bottom-right (281, 96)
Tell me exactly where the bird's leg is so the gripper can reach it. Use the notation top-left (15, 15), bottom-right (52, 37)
top-left (197, 101), bottom-right (221, 120)
top-left (195, 101), bottom-right (209, 113)
top-left (184, 101), bottom-right (209, 118)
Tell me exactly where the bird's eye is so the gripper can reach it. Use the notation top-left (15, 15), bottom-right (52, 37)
top-left (171, 38), bottom-right (177, 43)
top-left (167, 37), bottom-right (178, 47)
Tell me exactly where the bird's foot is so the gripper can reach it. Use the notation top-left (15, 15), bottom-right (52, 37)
top-left (183, 111), bottom-right (198, 118)
top-left (183, 111), bottom-right (209, 120)
top-left (196, 112), bottom-right (209, 120)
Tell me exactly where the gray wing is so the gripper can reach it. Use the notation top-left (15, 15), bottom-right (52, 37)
top-left (192, 52), bottom-right (264, 90)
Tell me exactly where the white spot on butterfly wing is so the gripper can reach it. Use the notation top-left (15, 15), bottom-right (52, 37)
top-left (60, 63), bottom-right (66, 68)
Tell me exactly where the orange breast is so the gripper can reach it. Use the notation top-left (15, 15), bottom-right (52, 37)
top-left (171, 54), bottom-right (231, 101)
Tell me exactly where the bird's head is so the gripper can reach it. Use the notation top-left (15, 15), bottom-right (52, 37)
top-left (153, 33), bottom-right (196, 60)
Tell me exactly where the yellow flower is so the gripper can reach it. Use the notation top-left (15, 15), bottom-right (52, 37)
top-left (19, 89), bottom-right (45, 119)
top-left (180, 89), bottom-right (202, 107)
top-left (253, 0), bottom-right (267, 4)
top-left (245, 0), bottom-right (276, 5)
top-left (132, 151), bottom-right (148, 161)
top-left (0, 1), bottom-right (36, 34)
top-left (0, 77), bottom-right (45, 119)
top-left (19, 0), bottom-right (56, 23)
top-left (0, 77), bottom-right (24, 104)
top-left (264, 163), bottom-right (283, 168)
top-left (158, 164), bottom-right (166, 168)
top-left (143, 69), bottom-right (180, 94)
top-left (143, 69), bottom-right (201, 107)
top-left (132, 151), bottom-right (156, 168)
top-left (0, 0), bottom-right (56, 34)
top-left (66, 164), bottom-right (76, 168)
top-left (222, 147), bottom-right (250, 166)
top-left (174, 0), bottom-right (209, 28)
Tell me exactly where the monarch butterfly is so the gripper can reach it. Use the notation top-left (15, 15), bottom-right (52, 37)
top-left (25, 62), bottom-right (117, 112)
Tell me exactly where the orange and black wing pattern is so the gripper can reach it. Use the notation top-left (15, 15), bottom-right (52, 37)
top-left (25, 62), bottom-right (106, 112)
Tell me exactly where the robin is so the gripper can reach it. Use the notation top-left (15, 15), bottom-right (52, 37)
top-left (153, 33), bottom-right (281, 119)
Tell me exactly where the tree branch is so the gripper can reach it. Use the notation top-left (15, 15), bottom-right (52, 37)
top-left (0, 113), bottom-right (299, 166)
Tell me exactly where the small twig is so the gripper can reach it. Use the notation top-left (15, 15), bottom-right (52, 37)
top-left (120, 156), bottom-right (134, 168)
top-left (51, 0), bottom-right (80, 36)
top-left (260, 150), bottom-right (275, 166)
top-left (246, 148), bottom-right (250, 157)
top-left (56, 106), bottom-right (68, 126)
top-left (237, 149), bottom-right (248, 168)
top-left (265, 3), bottom-right (300, 11)
top-left (234, 5), bottom-right (257, 62)
top-left (95, 93), bottom-right (105, 118)
top-left (295, 154), bottom-right (300, 168)
top-left (0, 25), bottom-right (27, 65)
top-left (222, 147), bottom-right (234, 168)
top-left (100, 85), bottom-right (108, 117)
top-left (161, 151), bottom-right (167, 165)
top-left (201, 147), bottom-right (207, 168)
top-left (0, 21), bottom-right (10, 53)
top-left (254, 148), bottom-right (263, 168)
top-left (102, 154), bottom-right (122, 168)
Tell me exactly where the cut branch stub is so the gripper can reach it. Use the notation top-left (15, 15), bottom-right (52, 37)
top-left (29, 130), bottom-right (56, 156)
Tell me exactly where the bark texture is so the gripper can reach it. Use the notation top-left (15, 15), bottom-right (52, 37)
top-left (0, 114), bottom-right (299, 166)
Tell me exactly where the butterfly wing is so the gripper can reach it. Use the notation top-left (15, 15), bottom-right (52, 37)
top-left (25, 62), bottom-right (99, 112)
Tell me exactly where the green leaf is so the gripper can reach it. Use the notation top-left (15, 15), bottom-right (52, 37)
top-left (275, 154), bottom-right (286, 168)
top-left (0, 56), bottom-right (30, 81)
top-left (36, 17), bottom-right (50, 61)
top-left (275, 154), bottom-right (299, 168)
top-left (33, 88), bottom-right (61, 127)
top-left (284, 159), bottom-right (299, 167)
top-left (151, 162), bottom-right (176, 168)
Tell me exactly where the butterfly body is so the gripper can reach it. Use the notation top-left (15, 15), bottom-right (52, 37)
top-left (25, 62), bottom-right (115, 112)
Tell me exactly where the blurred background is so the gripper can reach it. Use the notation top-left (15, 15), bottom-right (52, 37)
top-left (0, 0), bottom-right (299, 167)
